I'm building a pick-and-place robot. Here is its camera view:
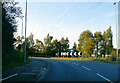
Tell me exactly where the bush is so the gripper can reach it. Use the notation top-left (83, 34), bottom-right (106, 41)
top-left (110, 50), bottom-right (116, 61)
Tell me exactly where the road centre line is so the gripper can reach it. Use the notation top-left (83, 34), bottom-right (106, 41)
top-left (81, 66), bottom-right (91, 71)
top-left (75, 63), bottom-right (79, 65)
top-left (73, 63), bottom-right (79, 65)
top-left (2, 73), bottom-right (18, 81)
top-left (96, 73), bottom-right (114, 83)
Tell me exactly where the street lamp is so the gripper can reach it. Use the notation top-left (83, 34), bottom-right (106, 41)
top-left (20, 16), bottom-right (24, 38)
top-left (114, 2), bottom-right (118, 61)
top-left (24, 0), bottom-right (27, 64)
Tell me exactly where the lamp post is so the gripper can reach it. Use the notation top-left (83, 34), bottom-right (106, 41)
top-left (24, 0), bottom-right (27, 64)
top-left (20, 16), bottom-right (24, 43)
top-left (21, 16), bottom-right (24, 38)
top-left (114, 2), bottom-right (118, 61)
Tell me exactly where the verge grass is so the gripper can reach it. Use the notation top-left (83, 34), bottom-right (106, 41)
top-left (3, 55), bottom-right (32, 72)
top-left (51, 57), bottom-right (120, 64)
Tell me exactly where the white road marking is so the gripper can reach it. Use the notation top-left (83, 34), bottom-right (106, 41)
top-left (81, 66), bottom-right (91, 71)
top-left (73, 63), bottom-right (79, 65)
top-left (67, 61), bottom-right (70, 62)
top-left (96, 73), bottom-right (114, 83)
top-left (21, 73), bottom-right (36, 75)
top-left (75, 63), bottom-right (79, 65)
top-left (73, 63), bottom-right (76, 64)
top-left (41, 68), bottom-right (46, 72)
top-left (2, 73), bottom-right (18, 81)
top-left (22, 73), bottom-right (40, 75)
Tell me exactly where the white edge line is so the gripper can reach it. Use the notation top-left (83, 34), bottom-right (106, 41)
top-left (2, 73), bottom-right (18, 81)
top-left (81, 66), bottom-right (91, 71)
top-left (96, 73), bottom-right (114, 83)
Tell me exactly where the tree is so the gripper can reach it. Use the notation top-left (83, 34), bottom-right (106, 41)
top-left (50, 39), bottom-right (59, 56)
top-left (102, 27), bottom-right (113, 57)
top-left (78, 30), bottom-right (94, 57)
top-left (51, 39), bottom-right (58, 51)
top-left (15, 36), bottom-right (22, 51)
top-left (44, 33), bottom-right (53, 56)
top-left (73, 42), bottom-right (77, 50)
top-left (2, 2), bottom-right (23, 67)
top-left (2, 2), bottom-right (22, 55)
top-left (94, 31), bottom-right (102, 57)
top-left (28, 33), bottom-right (34, 48)
top-left (56, 41), bottom-right (61, 57)
top-left (35, 39), bottom-right (44, 53)
top-left (60, 37), bottom-right (69, 52)
top-left (25, 33), bottom-right (36, 55)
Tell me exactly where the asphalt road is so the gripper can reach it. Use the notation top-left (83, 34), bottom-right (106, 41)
top-left (2, 57), bottom-right (119, 83)
top-left (2, 58), bottom-right (48, 82)
top-left (36, 58), bottom-right (119, 83)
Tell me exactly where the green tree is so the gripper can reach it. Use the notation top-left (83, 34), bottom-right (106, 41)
top-left (2, 2), bottom-right (22, 55)
top-left (56, 41), bottom-right (61, 57)
top-left (73, 42), bottom-right (77, 50)
top-left (28, 33), bottom-right (34, 48)
top-left (94, 31), bottom-right (102, 57)
top-left (15, 36), bottom-right (22, 51)
top-left (102, 27), bottom-right (113, 57)
top-left (44, 33), bottom-right (53, 47)
top-left (51, 39), bottom-right (58, 51)
top-left (78, 30), bottom-right (94, 57)
top-left (60, 37), bottom-right (69, 52)
top-left (35, 39), bottom-right (44, 53)
top-left (44, 33), bottom-right (53, 56)
top-left (50, 39), bottom-right (59, 56)
top-left (22, 33), bottom-right (35, 56)
top-left (2, 2), bottom-right (23, 68)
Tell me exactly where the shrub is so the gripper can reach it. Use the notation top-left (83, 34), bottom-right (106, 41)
top-left (110, 50), bottom-right (116, 61)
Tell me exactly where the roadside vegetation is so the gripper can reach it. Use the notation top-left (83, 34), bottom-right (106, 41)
top-left (51, 57), bottom-right (120, 64)
top-left (2, 2), bottom-right (31, 71)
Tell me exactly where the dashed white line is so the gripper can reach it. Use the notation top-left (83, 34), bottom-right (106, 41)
top-left (21, 73), bottom-right (40, 75)
top-left (73, 63), bottom-right (79, 65)
top-left (81, 66), bottom-right (91, 71)
top-left (73, 63), bottom-right (76, 64)
top-left (67, 61), bottom-right (70, 62)
top-left (96, 73), bottom-right (114, 83)
top-left (21, 73), bottom-right (36, 75)
top-left (2, 73), bottom-right (18, 81)
top-left (75, 63), bottom-right (79, 65)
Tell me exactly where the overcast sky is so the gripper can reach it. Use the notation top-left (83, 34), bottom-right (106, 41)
top-left (16, 1), bottom-right (118, 48)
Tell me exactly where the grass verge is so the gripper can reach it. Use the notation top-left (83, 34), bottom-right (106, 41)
top-left (51, 57), bottom-right (120, 64)
top-left (3, 57), bottom-right (32, 72)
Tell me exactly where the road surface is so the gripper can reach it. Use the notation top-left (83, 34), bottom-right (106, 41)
top-left (2, 57), bottom-right (119, 83)
top-left (36, 58), bottom-right (119, 83)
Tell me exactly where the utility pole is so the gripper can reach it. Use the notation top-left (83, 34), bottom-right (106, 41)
top-left (20, 15), bottom-right (24, 44)
top-left (24, 0), bottom-right (27, 64)
top-left (114, 2), bottom-right (118, 61)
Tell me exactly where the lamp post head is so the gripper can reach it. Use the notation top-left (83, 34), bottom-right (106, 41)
top-left (114, 2), bottom-right (116, 5)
